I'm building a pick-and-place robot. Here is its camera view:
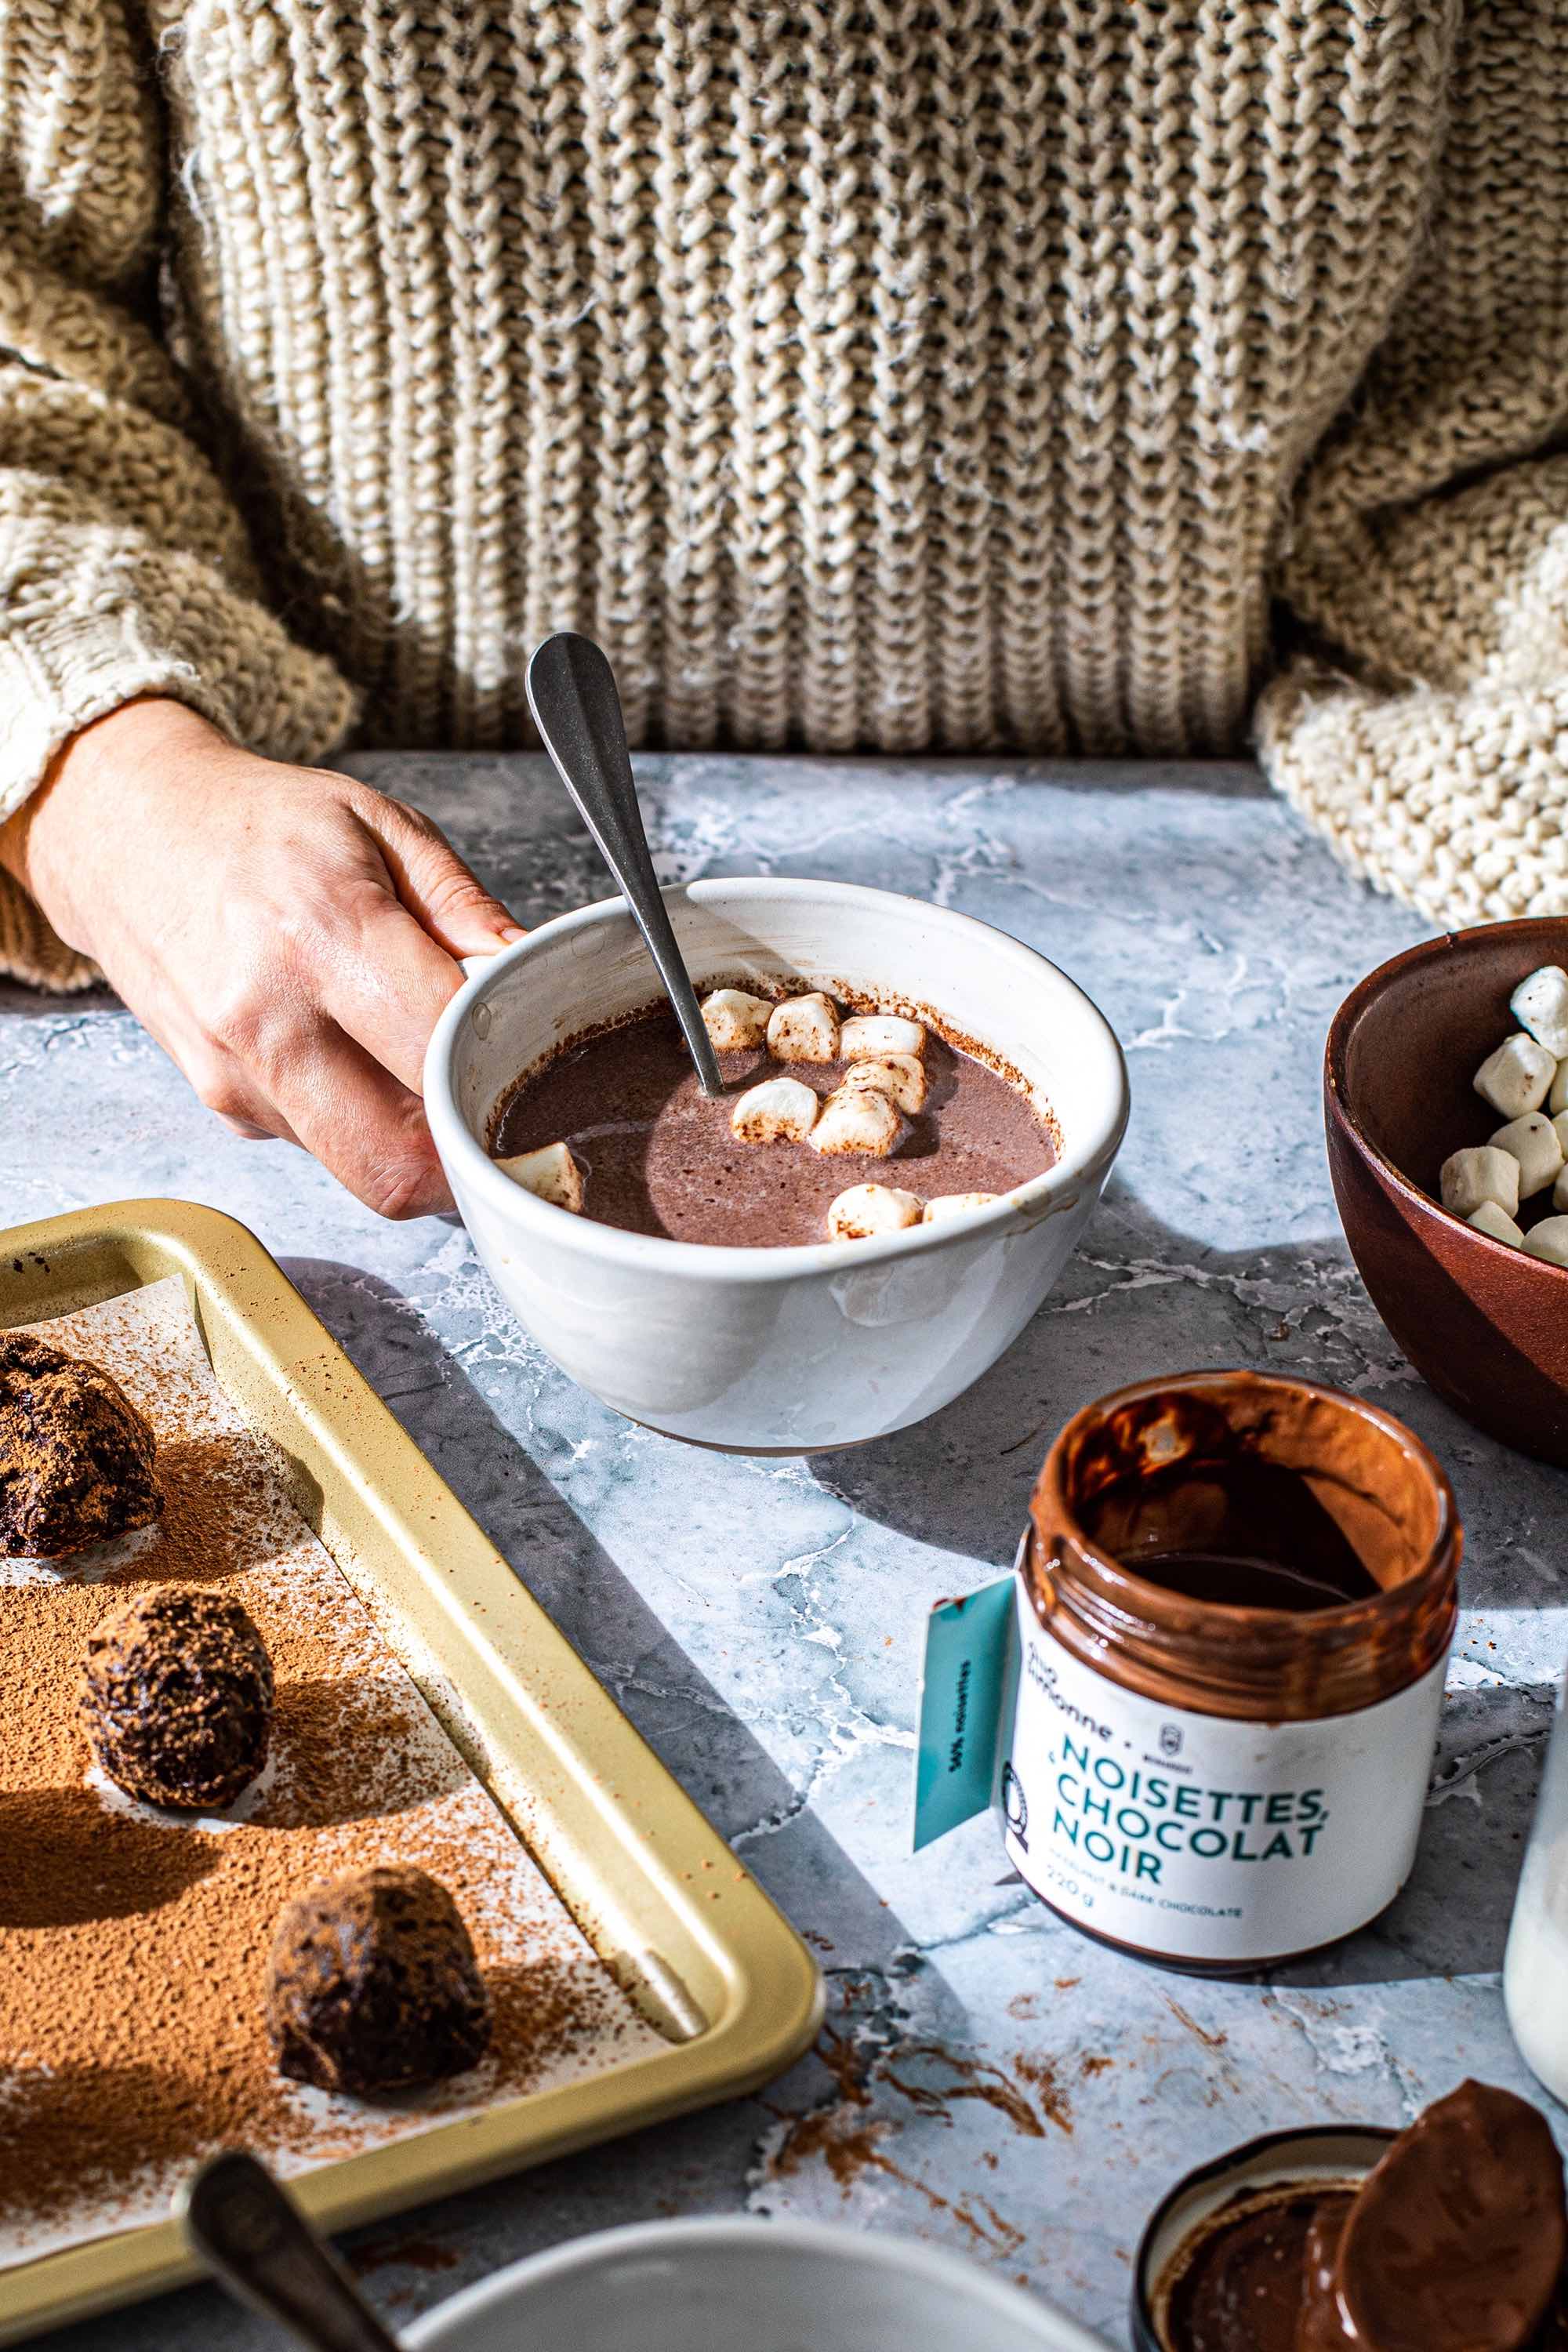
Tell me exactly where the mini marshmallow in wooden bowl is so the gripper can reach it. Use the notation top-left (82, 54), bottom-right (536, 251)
top-left (1327, 928), bottom-right (1568, 1467)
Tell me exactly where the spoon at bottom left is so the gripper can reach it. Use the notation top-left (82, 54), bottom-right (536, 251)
top-left (180, 2148), bottom-right (403, 2352)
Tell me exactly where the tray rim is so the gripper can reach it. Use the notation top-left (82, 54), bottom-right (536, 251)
top-left (0, 1198), bottom-right (823, 2343)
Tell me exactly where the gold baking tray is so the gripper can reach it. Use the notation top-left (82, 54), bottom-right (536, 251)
top-left (0, 1200), bottom-right (822, 2343)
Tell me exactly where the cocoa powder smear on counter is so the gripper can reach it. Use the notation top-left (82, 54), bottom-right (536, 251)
top-left (0, 1290), bottom-right (657, 2249)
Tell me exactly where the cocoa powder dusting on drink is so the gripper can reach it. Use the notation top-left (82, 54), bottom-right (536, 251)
top-left (0, 1296), bottom-right (650, 2245)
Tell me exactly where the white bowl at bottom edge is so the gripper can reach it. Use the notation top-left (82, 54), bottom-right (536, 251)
top-left (402, 2215), bottom-right (1117, 2352)
top-left (423, 877), bottom-right (1128, 1453)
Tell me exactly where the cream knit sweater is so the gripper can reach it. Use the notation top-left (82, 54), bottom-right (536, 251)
top-left (2, 2), bottom-right (1566, 989)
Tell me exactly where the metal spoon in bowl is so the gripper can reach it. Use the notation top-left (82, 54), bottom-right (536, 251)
top-left (526, 631), bottom-right (725, 1096)
top-left (180, 2148), bottom-right (402, 2352)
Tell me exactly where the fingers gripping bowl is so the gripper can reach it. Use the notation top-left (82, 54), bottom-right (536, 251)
top-left (424, 880), bottom-right (1128, 1452)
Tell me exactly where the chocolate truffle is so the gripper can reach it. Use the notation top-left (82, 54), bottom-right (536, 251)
top-left (0, 1334), bottom-right (159, 1557)
top-left (265, 1864), bottom-right (491, 2093)
top-left (82, 1585), bottom-right (274, 1809)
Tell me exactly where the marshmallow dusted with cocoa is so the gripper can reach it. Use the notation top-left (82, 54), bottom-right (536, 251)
top-left (700, 988), bottom-right (773, 1051)
top-left (809, 1084), bottom-right (906, 1157)
top-left (495, 1141), bottom-right (585, 1214)
top-left (840, 1014), bottom-right (926, 1064)
top-left (842, 1053), bottom-right (927, 1115)
top-left (766, 993), bottom-right (840, 1064)
top-left (731, 1077), bottom-right (821, 1145)
top-left (826, 1184), bottom-right (924, 1240)
top-left (924, 1192), bottom-right (1000, 1224)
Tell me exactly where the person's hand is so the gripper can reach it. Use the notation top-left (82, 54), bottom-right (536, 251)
top-left (0, 698), bottom-right (523, 1217)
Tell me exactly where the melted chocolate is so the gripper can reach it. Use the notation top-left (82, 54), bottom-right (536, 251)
top-left (1157, 2084), bottom-right (1568, 2352)
top-left (1338, 2081), bottom-right (1566, 2352)
top-left (1164, 2190), bottom-right (1355, 2352)
top-left (489, 1003), bottom-right (1053, 1247)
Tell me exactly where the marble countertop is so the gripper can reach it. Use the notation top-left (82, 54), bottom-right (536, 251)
top-left (5, 752), bottom-right (1563, 2350)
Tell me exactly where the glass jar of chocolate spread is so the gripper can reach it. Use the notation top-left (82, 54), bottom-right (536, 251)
top-left (1004, 1371), bottom-right (1459, 1971)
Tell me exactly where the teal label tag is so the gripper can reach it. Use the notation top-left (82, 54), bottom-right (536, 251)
top-left (912, 1572), bottom-right (1019, 1852)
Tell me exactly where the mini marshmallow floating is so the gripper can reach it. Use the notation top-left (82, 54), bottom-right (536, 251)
top-left (840, 1014), bottom-right (926, 1063)
top-left (1512, 967), bottom-right (1568, 1061)
top-left (808, 1084), bottom-right (905, 1156)
top-left (1490, 1112), bottom-right (1565, 1199)
top-left (1469, 1200), bottom-right (1524, 1245)
top-left (841, 1052), bottom-right (927, 1115)
top-left (1475, 1033), bottom-right (1556, 1120)
top-left (1524, 1217), bottom-right (1568, 1267)
top-left (826, 1184), bottom-right (924, 1240)
top-left (495, 1141), bottom-right (585, 1213)
top-left (1440, 1145), bottom-right (1521, 1221)
top-left (700, 988), bottom-right (773, 1051)
top-left (730, 1076), bottom-right (821, 1144)
top-left (923, 1192), bottom-right (1000, 1224)
top-left (766, 993), bottom-right (840, 1064)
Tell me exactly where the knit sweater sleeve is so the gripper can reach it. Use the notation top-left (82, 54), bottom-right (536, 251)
top-left (1256, 5), bottom-right (1568, 929)
top-left (0, 3), bottom-right (356, 989)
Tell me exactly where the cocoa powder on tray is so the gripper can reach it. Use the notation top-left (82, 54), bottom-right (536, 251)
top-left (0, 1294), bottom-right (653, 2246)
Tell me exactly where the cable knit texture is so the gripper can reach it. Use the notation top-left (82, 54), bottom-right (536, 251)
top-left (0, 1), bottom-right (1564, 986)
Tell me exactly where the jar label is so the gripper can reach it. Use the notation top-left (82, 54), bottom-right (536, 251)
top-left (1002, 1577), bottom-right (1450, 1964)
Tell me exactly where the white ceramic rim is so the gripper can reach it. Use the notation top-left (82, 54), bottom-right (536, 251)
top-left (424, 877), bottom-right (1129, 1283)
top-left (404, 2214), bottom-right (1113, 2350)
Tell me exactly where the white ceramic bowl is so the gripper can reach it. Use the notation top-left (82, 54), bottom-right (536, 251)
top-left (404, 2216), bottom-right (1115, 2352)
top-left (424, 878), bottom-right (1127, 1452)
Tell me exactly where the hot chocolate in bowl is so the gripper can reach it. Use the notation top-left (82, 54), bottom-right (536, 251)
top-left (423, 877), bottom-right (1128, 1454)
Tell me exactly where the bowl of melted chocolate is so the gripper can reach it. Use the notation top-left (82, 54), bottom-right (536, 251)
top-left (1135, 2081), bottom-right (1568, 2352)
top-left (424, 877), bottom-right (1128, 1450)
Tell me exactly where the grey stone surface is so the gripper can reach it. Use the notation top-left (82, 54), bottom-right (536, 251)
top-left (4, 752), bottom-right (1563, 2347)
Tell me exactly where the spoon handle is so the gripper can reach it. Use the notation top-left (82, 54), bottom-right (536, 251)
top-left (527, 631), bottom-right (725, 1096)
top-left (181, 2150), bottom-right (403, 2352)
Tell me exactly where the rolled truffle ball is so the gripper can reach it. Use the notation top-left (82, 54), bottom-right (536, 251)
top-left (82, 1585), bottom-right (274, 1809)
top-left (1, 1334), bottom-right (159, 1558)
top-left (265, 1864), bottom-right (492, 2094)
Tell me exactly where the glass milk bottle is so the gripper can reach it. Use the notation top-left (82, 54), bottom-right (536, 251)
top-left (1504, 1665), bottom-right (1568, 2103)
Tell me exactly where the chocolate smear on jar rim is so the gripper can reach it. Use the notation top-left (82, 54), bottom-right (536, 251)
top-left (1027, 1371), bottom-right (1460, 1720)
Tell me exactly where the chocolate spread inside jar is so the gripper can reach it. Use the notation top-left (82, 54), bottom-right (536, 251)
top-left (1002, 1373), bottom-right (1459, 1973)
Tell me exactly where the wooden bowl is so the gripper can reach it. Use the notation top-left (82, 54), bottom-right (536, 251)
top-left (1325, 920), bottom-right (1568, 1465)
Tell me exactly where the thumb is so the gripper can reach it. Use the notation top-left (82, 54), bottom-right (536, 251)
top-left (367, 795), bottom-right (526, 959)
